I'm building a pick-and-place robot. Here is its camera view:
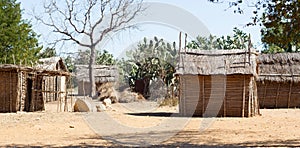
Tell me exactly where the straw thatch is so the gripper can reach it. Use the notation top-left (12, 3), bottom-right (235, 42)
top-left (257, 53), bottom-right (300, 108)
top-left (177, 49), bottom-right (259, 117)
top-left (75, 65), bottom-right (118, 82)
top-left (36, 57), bottom-right (69, 76)
top-left (258, 53), bottom-right (300, 82)
top-left (75, 65), bottom-right (118, 96)
top-left (177, 49), bottom-right (258, 76)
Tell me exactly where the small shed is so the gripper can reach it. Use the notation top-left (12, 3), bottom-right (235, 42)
top-left (0, 65), bottom-right (50, 112)
top-left (0, 62), bottom-right (70, 113)
top-left (36, 57), bottom-right (69, 102)
top-left (257, 53), bottom-right (300, 108)
top-left (0, 65), bottom-right (34, 112)
top-left (177, 49), bottom-right (259, 117)
top-left (75, 65), bottom-right (118, 96)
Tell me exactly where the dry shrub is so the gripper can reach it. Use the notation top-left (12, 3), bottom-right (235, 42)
top-left (97, 82), bottom-right (118, 103)
top-left (159, 97), bottom-right (179, 107)
top-left (118, 88), bottom-right (145, 103)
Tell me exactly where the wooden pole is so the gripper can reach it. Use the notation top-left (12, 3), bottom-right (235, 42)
top-left (242, 75), bottom-right (246, 117)
top-left (19, 72), bottom-right (22, 111)
top-left (70, 76), bottom-right (73, 112)
top-left (9, 71), bottom-right (12, 112)
top-left (64, 76), bottom-right (68, 112)
top-left (263, 82), bottom-right (267, 108)
top-left (184, 33), bottom-right (187, 49)
top-left (224, 60), bottom-right (227, 117)
top-left (179, 32), bottom-right (182, 53)
top-left (275, 83), bottom-right (280, 108)
top-left (202, 76), bottom-right (205, 116)
top-left (4, 72), bottom-right (7, 112)
top-left (57, 77), bottom-right (59, 112)
top-left (30, 76), bottom-right (35, 112)
top-left (248, 77), bottom-right (251, 117)
top-left (288, 81), bottom-right (293, 108)
top-left (224, 83), bottom-right (226, 117)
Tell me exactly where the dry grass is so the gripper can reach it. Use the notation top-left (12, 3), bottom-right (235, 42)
top-left (159, 97), bottom-right (179, 107)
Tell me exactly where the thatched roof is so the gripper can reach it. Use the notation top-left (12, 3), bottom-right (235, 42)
top-left (258, 53), bottom-right (300, 82)
top-left (36, 57), bottom-right (68, 72)
top-left (176, 49), bottom-right (258, 75)
top-left (0, 63), bottom-right (70, 76)
top-left (0, 64), bottom-right (33, 72)
top-left (75, 65), bottom-right (118, 83)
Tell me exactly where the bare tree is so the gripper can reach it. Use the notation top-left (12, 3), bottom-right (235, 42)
top-left (36, 0), bottom-right (144, 97)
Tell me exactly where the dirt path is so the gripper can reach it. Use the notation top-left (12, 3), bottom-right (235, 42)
top-left (0, 101), bottom-right (300, 147)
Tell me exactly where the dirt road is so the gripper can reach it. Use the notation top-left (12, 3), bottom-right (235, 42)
top-left (0, 101), bottom-right (300, 147)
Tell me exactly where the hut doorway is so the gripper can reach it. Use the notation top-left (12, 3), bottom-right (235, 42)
top-left (24, 78), bottom-right (32, 112)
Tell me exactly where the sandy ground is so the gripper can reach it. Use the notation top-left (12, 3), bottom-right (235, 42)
top-left (1, 101), bottom-right (300, 147)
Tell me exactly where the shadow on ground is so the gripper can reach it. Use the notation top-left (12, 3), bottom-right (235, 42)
top-left (127, 112), bottom-right (178, 117)
top-left (5, 130), bottom-right (300, 147)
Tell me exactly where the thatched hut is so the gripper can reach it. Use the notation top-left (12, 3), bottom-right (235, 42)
top-left (257, 53), bottom-right (300, 108)
top-left (0, 61), bottom-right (70, 113)
top-left (75, 65), bottom-right (118, 96)
top-left (0, 65), bottom-right (52, 112)
top-left (36, 57), bottom-right (69, 102)
top-left (0, 65), bottom-right (33, 112)
top-left (177, 49), bottom-right (259, 117)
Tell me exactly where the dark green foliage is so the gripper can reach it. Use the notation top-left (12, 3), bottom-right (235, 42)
top-left (75, 49), bottom-right (116, 65)
top-left (38, 47), bottom-right (56, 58)
top-left (261, 0), bottom-right (300, 52)
top-left (64, 55), bottom-right (74, 73)
top-left (0, 0), bottom-right (41, 65)
top-left (187, 28), bottom-right (250, 50)
top-left (208, 0), bottom-right (300, 53)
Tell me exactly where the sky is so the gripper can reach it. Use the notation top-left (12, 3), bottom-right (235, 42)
top-left (17, 0), bottom-right (263, 57)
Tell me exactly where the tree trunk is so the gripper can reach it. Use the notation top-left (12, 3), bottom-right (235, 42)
top-left (89, 45), bottom-right (96, 97)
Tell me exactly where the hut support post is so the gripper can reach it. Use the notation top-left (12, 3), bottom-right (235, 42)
top-left (248, 76), bottom-right (251, 117)
top-left (202, 76), bottom-right (205, 116)
top-left (30, 76), bottom-right (35, 112)
top-left (263, 82), bottom-right (267, 108)
top-left (242, 75), bottom-right (246, 117)
top-left (288, 81), bottom-right (292, 108)
top-left (1, 72), bottom-right (6, 110)
top-left (17, 71), bottom-right (22, 112)
top-left (223, 84), bottom-right (226, 117)
top-left (276, 83), bottom-right (280, 108)
top-left (64, 76), bottom-right (68, 112)
top-left (9, 71), bottom-right (12, 112)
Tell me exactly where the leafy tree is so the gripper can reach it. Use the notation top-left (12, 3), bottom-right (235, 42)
top-left (75, 49), bottom-right (116, 65)
top-left (261, 0), bottom-right (300, 52)
top-left (64, 55), bottom-right (75, 72)
top-left (36, 0), bottom-right (144, 96)
top-left (217, 27), bottom-right (250, 49)
top-left (0, 0), bottom-right (41, 65)
top-left (186, 35), bottom-right (218, 50)
top-left (187, 27), bottom-right (250, 50)
top-left (209, 0), bottom-right (300, 53)
top-left (38, 47), bottom-right (56, 58)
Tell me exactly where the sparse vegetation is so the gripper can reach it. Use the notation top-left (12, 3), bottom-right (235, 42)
top-left (159, 97), bottom-right (179, 107)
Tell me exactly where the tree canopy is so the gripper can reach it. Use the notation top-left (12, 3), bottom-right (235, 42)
top-left (187, 27), bottom-right (251, 50)
top-left (208, 0), bottom-right (300, 53)
top-left (0, 0), bottom-right (41, 65)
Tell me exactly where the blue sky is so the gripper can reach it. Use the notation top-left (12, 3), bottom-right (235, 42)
top-left (17, 0), bottom-right (262, 57)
